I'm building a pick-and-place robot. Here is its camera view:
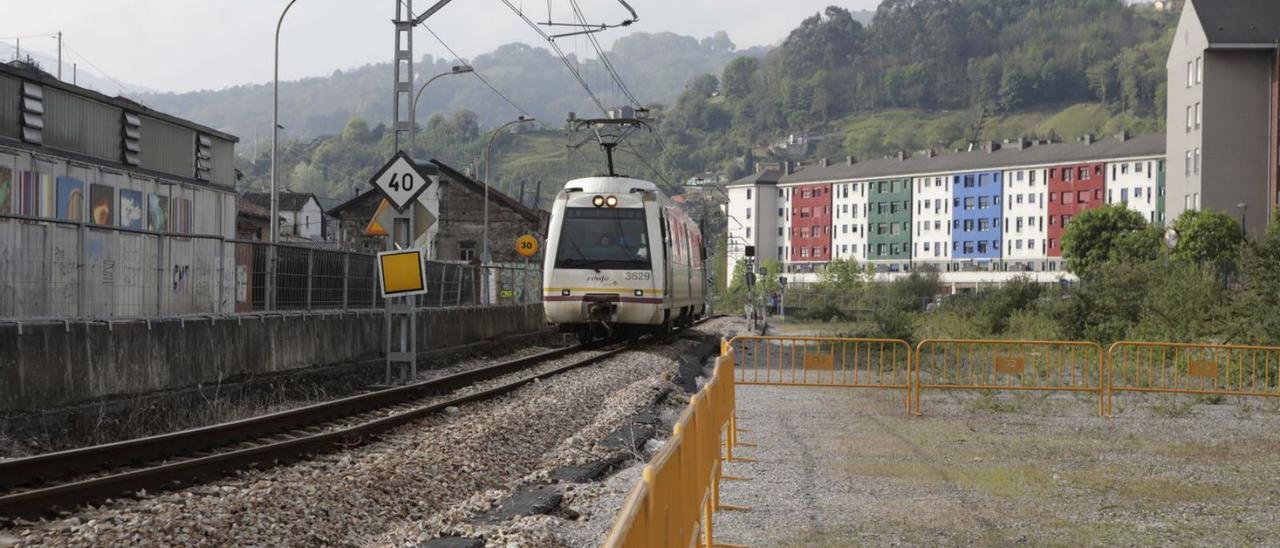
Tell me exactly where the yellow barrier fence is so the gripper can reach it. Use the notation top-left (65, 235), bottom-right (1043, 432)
top-left (603, 344), bottom-right (744, 548)
top-left (914, 339), bottom-right (1107, 416)
top-left (1108, 341), bottom-right (1280, 410)
top-left (728, 336), bottom-right (913, 414)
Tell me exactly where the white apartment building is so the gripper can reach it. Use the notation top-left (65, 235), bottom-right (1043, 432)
top-left (1106, 157), bottom-right (1167, 225)
top-left (912, 174), bottom-right (952, 265)
top-left (724, 169), bottom-right (781, 268)
top-left (1002, 166), bottom-right (1049, 264)
top-left (831, 180), bottom-right (869, 261)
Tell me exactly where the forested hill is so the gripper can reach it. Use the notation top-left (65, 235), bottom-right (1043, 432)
top-left (662, 0), bottom-right (1177, 181)
top-left (232, 0), bottom-right (1176, 216)
top-left (135, 31), bottom-right (767, 140)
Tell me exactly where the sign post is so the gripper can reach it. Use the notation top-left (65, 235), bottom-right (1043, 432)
top-left (370, 152), bottom-right (436, 384)
top-left (515, 234), bottom-right (539, 304)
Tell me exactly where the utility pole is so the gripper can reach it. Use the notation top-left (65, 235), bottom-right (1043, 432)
top-left (56, 32), bottom-right (62, 80)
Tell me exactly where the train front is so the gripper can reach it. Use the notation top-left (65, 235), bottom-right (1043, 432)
top-left (542, 177), bottom-right (664, 340)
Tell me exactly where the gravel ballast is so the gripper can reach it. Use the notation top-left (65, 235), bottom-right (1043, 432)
top-left (1, 318), bottom-right (735, 547)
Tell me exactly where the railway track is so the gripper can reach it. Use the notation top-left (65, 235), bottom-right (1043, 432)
top-left (0, 322), bottom-right (707, 521)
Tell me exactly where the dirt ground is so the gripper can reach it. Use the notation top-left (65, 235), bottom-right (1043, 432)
top-left (713, 385), bottom-right (1280, 547)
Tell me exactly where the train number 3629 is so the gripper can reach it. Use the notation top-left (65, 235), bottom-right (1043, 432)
top-left (624, 271), bottom-right (652, 281)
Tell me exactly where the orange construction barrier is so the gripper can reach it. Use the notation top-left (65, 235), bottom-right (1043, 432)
top-left (1108, 341), bottom-right (1280, 410)
top-left (603, 343), bottom-right (745, 548)
top-left (914, 339), bottom-right (1107, 416)
top-left (728, 336), bottom-right (913, 414)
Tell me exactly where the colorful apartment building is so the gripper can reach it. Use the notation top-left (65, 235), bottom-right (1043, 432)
top-left (867, 178), bottom-right (912, 265)
top-left (1046, 160), bottom-right (1106, 258)
top-left (789, 183), bottom-right (833, 263)
top-left (725, 134), bottom-right (1167, 284)
top-left (951, 170), bottom-right (1004, 262)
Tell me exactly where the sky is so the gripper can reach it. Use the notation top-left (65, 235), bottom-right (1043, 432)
top-left (5, 0), bottom-right (879, 94)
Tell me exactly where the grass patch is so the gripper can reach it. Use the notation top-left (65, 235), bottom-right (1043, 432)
top-left (965, 391), bottom-right (1023, 414)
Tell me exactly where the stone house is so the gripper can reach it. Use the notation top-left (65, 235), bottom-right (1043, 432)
top-left (327, 159), bottom-right (548, 262)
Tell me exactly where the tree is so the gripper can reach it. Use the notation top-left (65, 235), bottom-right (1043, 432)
top-left (1061, 205), bottom-right (1162, 275)
top-left (820, 258), bottom-right (865, 290)
top-left (1086, 60), bottom-right (1117, 104)
top-left (342, 117), bottom-right (371, 143)
top-left (1170, 209), bottom-right (1241, 267)
top-left (720, 57), bottom-right (758, 98)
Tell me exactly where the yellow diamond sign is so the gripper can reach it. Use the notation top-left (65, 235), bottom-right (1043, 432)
top-left (377, 248), bottom-right (427, 298)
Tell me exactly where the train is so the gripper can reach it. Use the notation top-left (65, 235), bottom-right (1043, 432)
top-left (542, 176), bottom-right (708, 342)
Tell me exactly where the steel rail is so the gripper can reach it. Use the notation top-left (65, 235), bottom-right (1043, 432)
top-left (0, 317), bottom-right (711, 519)
top-left (0, 345), bottom-right (581, 492)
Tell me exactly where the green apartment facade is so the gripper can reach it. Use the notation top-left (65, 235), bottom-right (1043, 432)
top-left (867, 178), bottom-right (912, 263)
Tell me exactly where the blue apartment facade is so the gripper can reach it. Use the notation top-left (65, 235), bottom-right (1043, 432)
top-left (950, 170), bottom-right (1004, 260)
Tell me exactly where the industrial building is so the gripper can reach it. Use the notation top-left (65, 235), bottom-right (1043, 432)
top-left (0, 60), bottom-right (238, 317)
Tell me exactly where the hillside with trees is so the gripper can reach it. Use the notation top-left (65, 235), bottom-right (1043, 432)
top-left (231, 0), bottom-right (1178, 217)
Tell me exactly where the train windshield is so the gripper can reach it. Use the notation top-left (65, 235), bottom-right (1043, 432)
top-left (555, 207), bottom-right (651, 270)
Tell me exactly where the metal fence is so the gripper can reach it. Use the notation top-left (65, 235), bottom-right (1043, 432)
top-left (0, 213), bottom-right (541, 320)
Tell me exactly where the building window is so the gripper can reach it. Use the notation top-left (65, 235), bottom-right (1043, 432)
top-left (746, 189), bottom-right (752, 199)
top-left (1029, 171), bottom-right (1037, 183)
top-left (745, 207), bottom-right (751, 219)
top-left (459, 241), bottom-right (476, 262)
top-left (1195, 102), bottom-right (1201, 129)
top-left (1185, 151), bottom-right (1192, 176)
top-left (778, 227), bottom-right (783, 236)
top-left (1194, 148), bottom-right (1201, 175)
top-left (1186, 106), bottom-right (1193, 131)
top-left (1195, 56), bottom-right (1202, 84)
top-left (1187, 60), bottom-right (1194, 87)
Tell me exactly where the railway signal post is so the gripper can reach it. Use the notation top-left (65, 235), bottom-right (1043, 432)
top-left (370, 152), bottom-right (436, 384)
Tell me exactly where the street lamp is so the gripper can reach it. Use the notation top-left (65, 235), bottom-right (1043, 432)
top-left (481, 115), bottom-right (536, 264)
top-left (411, 65), bottom-right (473, 153)
top-left (1238, 202), bottom-right (1248, 241)
top-left (270, 0), bottom-right (302, 244)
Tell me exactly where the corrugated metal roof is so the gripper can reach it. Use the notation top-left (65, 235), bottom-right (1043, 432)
top-left (778, 134), bottom-right (1165, 184)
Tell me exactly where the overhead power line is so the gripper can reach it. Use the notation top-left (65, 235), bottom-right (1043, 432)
top-left (395, 0), bottom-right (540, 123)
top-left (567, 0), bottom-right (640, 108)
top-left (497, 0), bottom-right (608, 116)
top-left (419, 24), bottom-right (539, 121)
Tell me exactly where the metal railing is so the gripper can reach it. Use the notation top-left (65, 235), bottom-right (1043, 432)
top-left (603, 343), bottom-right (743, 548)
top-left (915, 339), bottom-right (1107, 416)
top-left (1107, 341), bottom-right (1280, 410)
top-left (729, 336), bottom-right (913, 413)
top-left (0, 213), bottom-right (541, 320)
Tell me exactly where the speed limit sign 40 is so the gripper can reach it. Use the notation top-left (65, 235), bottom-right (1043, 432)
top-left (515, 234), bottom-right (539, 257)
top-left (370, 151), bottom-right (434, 211)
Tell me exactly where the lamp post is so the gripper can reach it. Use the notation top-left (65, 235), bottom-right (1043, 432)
top-left (1238, 202), bottom-right (1248, 241)
top-left (270, 0), bottom-right (301, 244)
top-left (481, 115), bottom-right (535, 264)
top-left (411, 65), bottom-right (473, 153)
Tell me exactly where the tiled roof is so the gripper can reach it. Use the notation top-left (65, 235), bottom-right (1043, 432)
top-left (778, 134), bottom-right (1165, 184)
top-left (242, 191), bottom-right (319, 212)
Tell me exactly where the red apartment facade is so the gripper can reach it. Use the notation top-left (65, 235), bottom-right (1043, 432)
top-left (1046, 162), bottom-right (1107, 257)
top-left (789, 183), bottom-right (833, 262)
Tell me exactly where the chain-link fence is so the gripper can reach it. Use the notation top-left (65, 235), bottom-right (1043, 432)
top-left (0, 213), bottom-right (541, 320)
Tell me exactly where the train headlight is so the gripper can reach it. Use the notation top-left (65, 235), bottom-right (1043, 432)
top-left (592, 195), bottom-right (605, 207)
top-left (634, 289), bottom-right (643, 296)
top-left (562, 289), bottom-right (571, 296)
top-left (605, 195), bottom-right (618, 208)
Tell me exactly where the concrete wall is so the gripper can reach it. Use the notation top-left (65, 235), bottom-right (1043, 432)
top-left (0, 304), bottom-right (546, 412)
top-left (1203, 49), bottom-right (1274, 237)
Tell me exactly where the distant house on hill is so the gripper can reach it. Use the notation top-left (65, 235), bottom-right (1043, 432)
top-left (240, 191), bottom-right (325, 241)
